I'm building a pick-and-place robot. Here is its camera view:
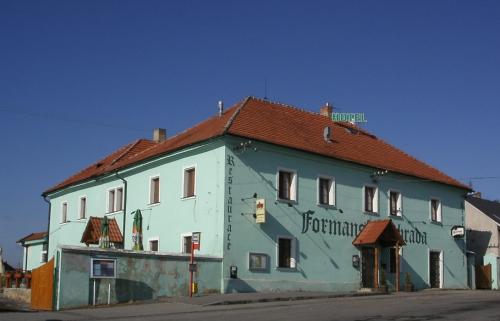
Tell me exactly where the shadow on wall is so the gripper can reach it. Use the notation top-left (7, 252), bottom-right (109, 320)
top-left (115, 279), bottom-right (154, 303)
top-left (467, 230), bottom-right (492, 265)
top-left (226, 278), bottom-right (256, 293)
top-left (401, 256), bottom-right (427, 290)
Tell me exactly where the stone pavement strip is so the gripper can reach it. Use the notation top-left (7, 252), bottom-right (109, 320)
top-left (162, 290), bottom-right (384, 306)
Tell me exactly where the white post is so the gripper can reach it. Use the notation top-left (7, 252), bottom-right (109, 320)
top-left (107, 282), bottom-right (111, 305)
top-left (93, 279), bottom-right (96, 306)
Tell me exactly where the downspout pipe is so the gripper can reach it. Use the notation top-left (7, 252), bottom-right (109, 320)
top-left (115, 171), bottom-right (128, 248)
top-left (42, 195), bottom-right (51, 261)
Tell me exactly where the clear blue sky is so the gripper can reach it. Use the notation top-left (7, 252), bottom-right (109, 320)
top-left (1, 1), bottom-right (499, 266)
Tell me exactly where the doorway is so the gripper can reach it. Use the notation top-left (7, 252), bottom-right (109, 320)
top-left (361, 247), bottom-right (375, 288)
top-left (429, 251), bottom-right (442, 288)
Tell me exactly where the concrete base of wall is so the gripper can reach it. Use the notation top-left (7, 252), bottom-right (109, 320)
top-left (2, 288), bottom-right (31, 304)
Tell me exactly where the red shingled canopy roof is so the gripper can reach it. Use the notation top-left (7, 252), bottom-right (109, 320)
top-left (81, 217), bottom-right (123, 245)
top-left (352, 219), bottom-right (405, 246)
top-left (44, 97), bottom-right (469, 195)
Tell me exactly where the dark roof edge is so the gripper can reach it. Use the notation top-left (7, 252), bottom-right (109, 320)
top-left (42, 135), bottom-right (226, 197)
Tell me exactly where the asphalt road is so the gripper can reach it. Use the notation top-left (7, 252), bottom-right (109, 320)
top-left (1, 290), bottom-right (500, 321)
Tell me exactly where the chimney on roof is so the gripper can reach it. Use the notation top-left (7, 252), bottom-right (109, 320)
top-left (218, 100), bottom-right (224, 117)
top-left (471, 192), bottom-right (482, 198)
top-left (320, 102), bottom-right (333, 119)
top-left (153, 128), bottom-right (167, 143)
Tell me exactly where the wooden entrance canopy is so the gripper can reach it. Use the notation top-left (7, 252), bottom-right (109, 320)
top-left (81, 216), bottom-right (124, 246)
top-left (352, 219), bottom-right (405, 247)
top-left (352, 219), bottom-right (406, 291)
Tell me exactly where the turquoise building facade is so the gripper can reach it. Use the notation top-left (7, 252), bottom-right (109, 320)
top-left (43, 97), bottom-right (470, 304)
top-left (17, 232), bottom-right (48, 271)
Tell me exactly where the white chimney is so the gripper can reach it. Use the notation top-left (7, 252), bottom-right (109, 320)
top-left (153, 128), bottom-right (167, 143)
top-left (218, 101), bottom-right (224, 117)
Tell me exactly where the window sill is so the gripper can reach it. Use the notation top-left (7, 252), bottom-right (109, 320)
top-left (317, 203), bottom-right (336, 209)
top-left (106, 210), bottom-right (124, 216)
top-left (363, 211), bottom-right (379, 216)
top-left (277, 198), bottom-right (297, 205)
top-left (276, 267), bottom-right (298, 272)
top-left (389, 214), bottom-right (403, 219)
top-left (148, 202), bottom-right (161, 207)
top-left (181, 196), bottom-right (196, 201)
top-left (430, 220), bottom-right (443, 226)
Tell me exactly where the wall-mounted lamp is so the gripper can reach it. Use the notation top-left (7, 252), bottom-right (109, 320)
top-left (241, 193), bottom-right (258, 201)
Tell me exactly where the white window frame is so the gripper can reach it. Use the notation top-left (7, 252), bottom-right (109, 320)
top-left (79, 195), bottom-right (87, 220)
top-left (430, 197), bottom-right (442, 222)
top-left (180, 232), bottom-right (193, 253)
top-left (276, 167), bottom-right (298, 202)
top-left (276, 235), bottom-right (297, 269)
top-left (248, 252), bottom-right (268, 271)
top-left (388, 189), bottom-right (402, 217)
top-left (148, 236), bottom-right (160, 252)
top-left (182, 165), bottom-right (197, 199)
top-left (40, 243), bottom-right (48, 263)
top-left (149, 175), bottom-right (161, 205)
top-left (317, 175), bottom-right (336, 207)
top-left (363, 184), bottom-right (379, 214)
top-left (106, 186), bottom-right (124, 214)
top-left (61, 201), bottom-right (68, 224)
top-left (428, 249), bottom-right (444, 288)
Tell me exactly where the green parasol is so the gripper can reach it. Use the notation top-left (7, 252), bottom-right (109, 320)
top-left (132, 210), bottom-right (143, 251)
top-left (99, 216), bottom-right (110, 248)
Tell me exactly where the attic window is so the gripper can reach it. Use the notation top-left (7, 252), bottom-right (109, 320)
top-left (96, 163), bottom-right (103, 168)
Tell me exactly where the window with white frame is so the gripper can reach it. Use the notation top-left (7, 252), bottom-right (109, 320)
top-left (249, 253), bottom-right (268, 271)
top-left (107, 187), bottom-right (124, 213)
top-left (41, 243), bottom-right (48, 263)
top-left (183, 167), bottom-right (196, 198)
top-left (277, 236), bottom-right (296, 269)
top-left (61, 202), bottom-right (68, 223)
top-left (149, 237), bottom-right (159, 252)
top-left (389, 190), bottom-right (401, 216)
top-left (430, 198), bottom-right (442, 222)
top-left (277, 169), bottom-right (297, 201)
top-left (150, 176), bottom-right (160, 204)
top-left (364, 185), bottom-right (378, 213)
top-left (79, 196), bottom-right (87, 219)
top-left (318, 176), bottom-right (335, 206)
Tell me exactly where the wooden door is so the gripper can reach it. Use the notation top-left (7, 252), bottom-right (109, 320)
top-left (361, 247), bottom-right (375, 288)
top-left (31, 258), bottom-right (54, 310)
top-left (476, 264), bottom-right (492, 289)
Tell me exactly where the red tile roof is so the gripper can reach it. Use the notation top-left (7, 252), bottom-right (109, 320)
top-left (43, 97), bottom-right (469, 195)
top-left (352, 219), bottom-right (405, 246)
top-left (17, 232), bottom-right (48, 244)
top-left (81, 217), bottom-right (123, 245)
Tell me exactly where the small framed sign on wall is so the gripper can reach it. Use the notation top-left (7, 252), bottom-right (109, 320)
top-left (90, 258), bottom-right (117, 278)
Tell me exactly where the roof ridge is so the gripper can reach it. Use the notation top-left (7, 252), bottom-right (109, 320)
top-left (249, 96), bottom-right (377, 139)
top-left (111, 139), bottom-right (143, 165)
top-left (249, 96), bottom-right (316, 116)
top-left (223, 96), bottom-right (251, 133)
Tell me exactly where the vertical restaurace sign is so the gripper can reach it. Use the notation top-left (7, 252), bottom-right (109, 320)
top-left (255, 199), bottom-right (266, 224)
top-left (226, 154), bottom-right (235, 251)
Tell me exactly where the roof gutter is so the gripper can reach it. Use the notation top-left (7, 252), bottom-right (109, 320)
top-left (42, 195), bottom-right (51, 262)
top-left (115, 171), bottom-right (127, 247)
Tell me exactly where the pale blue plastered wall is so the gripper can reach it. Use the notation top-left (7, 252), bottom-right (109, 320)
top-left (47, 140), bottom-right (226, 262)
top-left (484, 253), bottom-right (499, 289)
top-left (56, 247), bottom-right (222, 309)
top-left (222, 137), bottom-right (468, 292)
top-left (23, 240), bottom-right (46, 271)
